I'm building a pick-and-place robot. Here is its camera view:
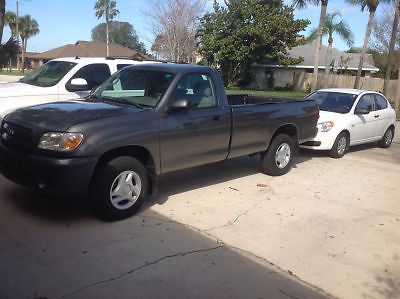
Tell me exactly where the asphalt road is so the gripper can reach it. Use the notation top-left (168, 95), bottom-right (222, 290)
top-left (1, 142), bottom-right (399, 299)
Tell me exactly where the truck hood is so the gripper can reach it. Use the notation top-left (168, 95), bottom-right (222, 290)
top-left (4, 100), bottom-right (141, 132)
top-left (0, 82), bottom-right (46, 98)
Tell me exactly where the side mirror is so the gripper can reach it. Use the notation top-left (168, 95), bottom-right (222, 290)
top-left (167, 99), bottom-right (189, 113)
top-left (66, 78), bottom-right (89, 92)
top-left (354, 107), bottom-right (370, 115)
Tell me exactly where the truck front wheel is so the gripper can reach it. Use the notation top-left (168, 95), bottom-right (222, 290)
top-left (261, 134), bottom-right (295, 176)
top-left (90, 156), bottom-right (148, 220)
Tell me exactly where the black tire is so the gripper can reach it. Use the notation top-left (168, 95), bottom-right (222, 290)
top-left (329, 132), bottom-right (349, 159)
top-left (261, 134), bottom-right (296, 176)
top-left (379, 127), bottom-right (394, 148)
top-left (89, 156), bottom-right (148, 221)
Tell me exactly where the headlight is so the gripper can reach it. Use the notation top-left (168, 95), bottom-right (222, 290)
top-left (38, 132), bottom-right (84, 151)
top-left (317, 121), bottom-right (334, 133)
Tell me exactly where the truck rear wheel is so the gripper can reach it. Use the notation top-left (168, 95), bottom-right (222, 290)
top-left (261, 134), bottom-right (295, 176)
top-left (90, 156), bottom-right (148, 220)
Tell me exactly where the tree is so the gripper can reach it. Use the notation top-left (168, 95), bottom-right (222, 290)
top-left (146, 0), bottom-right (206, 62)
top-left (309, 12), bottom-right (353, 87)
top-left (198, 0), bottom-right (309, 87)
top-left (94, 0), bottom-right (119, 56)
top-left (0, 38), bottom-right (18, 69)
top-left (5, 11), bottom-right (17, 37)
top-left (346, 0), bottom-right (392, 89)
top-left (19, 14), bottom-right (39, 71)
top-left (0, 0), bottom-right (5, 43)
top-left (293, 0), bottom-right (329, 91)
top-left (91, 21), bottom-right (147, 54)
top-left (384, 0), bottom-right (400, 95)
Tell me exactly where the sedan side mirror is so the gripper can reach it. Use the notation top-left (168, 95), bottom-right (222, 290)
top-left (167, 99), bottom-right (190, 113)
top-left (66, 78), bottom-right (89, 92)
top-left (354, 107), bottom-right (370, 115)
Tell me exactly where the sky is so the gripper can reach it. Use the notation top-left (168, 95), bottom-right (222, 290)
top-left (1, 0), bottom-right (393, 54)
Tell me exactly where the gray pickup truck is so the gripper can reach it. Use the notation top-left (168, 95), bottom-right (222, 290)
top-left (0, 64), bottom-right (318, 219)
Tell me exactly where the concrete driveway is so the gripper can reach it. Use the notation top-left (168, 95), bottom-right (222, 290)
top-left (0, 142), bottom-right (399, 299)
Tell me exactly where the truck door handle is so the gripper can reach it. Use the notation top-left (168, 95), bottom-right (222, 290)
top-left (212, 115), bottom-right (221, 121)
top-left (374, 115), bottom-right (380, 118)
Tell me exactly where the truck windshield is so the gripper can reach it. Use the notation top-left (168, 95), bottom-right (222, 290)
top-left (20, 61), bottom-right (77, 87)
top-left (95, 68), bottom-right (175, 108)
top-left (306, 91), bottom-right (357, 114)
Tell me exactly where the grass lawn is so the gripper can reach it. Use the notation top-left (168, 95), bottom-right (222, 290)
top-left (0, 70), bottom-right (30, 76)
top-left (226, 89), bottom-right (307, 99)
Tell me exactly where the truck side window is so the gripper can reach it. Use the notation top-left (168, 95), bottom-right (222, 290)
top-left (172, 73), bottom-right (217, 108)
top-left (70, 64), bottom-right (111, 90)
top-left (356, 94), bottom-right (375, 112)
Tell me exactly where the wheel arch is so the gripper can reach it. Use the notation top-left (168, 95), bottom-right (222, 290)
top-left (90, 145), bottom-right (157, 195)
top-left (269, 123), bottom-right (299, 148)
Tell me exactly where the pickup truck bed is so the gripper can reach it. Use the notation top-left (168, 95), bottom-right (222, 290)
top-left (0, 63), bottom-right (318, 220)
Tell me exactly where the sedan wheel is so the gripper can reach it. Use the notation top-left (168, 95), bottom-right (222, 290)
top-left (330, 132), bottom-right (349, 159)
top-left (379, 127), bottom-right (394, 148)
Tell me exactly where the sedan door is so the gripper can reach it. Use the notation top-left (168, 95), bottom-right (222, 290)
top-left (349, 94), bottom-right (381, 144)
top-left (374, 94), bottom-right (393, 136)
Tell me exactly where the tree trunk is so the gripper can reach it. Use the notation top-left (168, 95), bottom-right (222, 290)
top-left (396, 65), bottom-right (400, 112)
top-left (355, 9), bottom-right (376, 89)
top-left (384, 0), bottom-right (400, 96)
top-left (324, 36), bottom-right (333, 88)
top-left (21, 38), bottom-right (25, 72)
top-left (311, 1), bottom-right (328, 91)
top-left (16, 0), bottom-right (20, 71)
top-left (106, 15), bottom-right (109, 56)
top-left (0, 0), bottom-right (5, 43)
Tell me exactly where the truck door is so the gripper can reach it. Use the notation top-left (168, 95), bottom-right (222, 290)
top-left (160, 73), bottom-right (231, 173)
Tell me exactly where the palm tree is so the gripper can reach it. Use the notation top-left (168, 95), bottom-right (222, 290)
top-left (309, 12), bottom-right (354, 87)
top-left (346, 0), bottom-right (392, 89)
top-left (0, 0), bottom-right (5, 43)
top-left (19, 14), bottom-right (39, 71)
top-left (94, 0), bottom-right (119, 56)
top-left (293, 0), bottom-right (329, 91)
top-left (5, 11), bottom-right (17, 37)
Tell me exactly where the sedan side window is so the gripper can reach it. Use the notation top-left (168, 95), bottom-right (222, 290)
top-left (374, 94), bottom-right (388, 110)
top-left (356, 94), bottom-right (375, 112)
top-left (70, 63), bottom-right (111, 90)
top-left (171, 73), bottom-right (217, 109)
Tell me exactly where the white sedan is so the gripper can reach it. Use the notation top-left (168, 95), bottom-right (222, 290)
top-left (301, 88), bottom-right (396, 158)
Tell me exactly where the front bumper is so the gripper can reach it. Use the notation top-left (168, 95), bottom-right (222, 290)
top-left (0, 142), bottom-right (98, 194)
top-left (300, 128), bottom-right (338, 151)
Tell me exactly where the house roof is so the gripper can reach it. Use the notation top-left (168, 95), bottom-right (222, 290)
top-left (31, 40), bottom-right (150, 60)
top-left (259, 41), bottom-right (379, 72)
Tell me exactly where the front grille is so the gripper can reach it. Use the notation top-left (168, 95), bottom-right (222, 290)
top-left (0, 121), bottom-right (34, 152)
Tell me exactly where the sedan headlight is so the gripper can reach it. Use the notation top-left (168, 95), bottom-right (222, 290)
top-left (38, 132), bottom-right (84, 151)
top-left (317, 121), bottom-right (334, 133)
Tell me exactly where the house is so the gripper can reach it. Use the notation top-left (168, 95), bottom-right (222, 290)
top-left (26, 40), bottom-right (150, 68)
top-left (250, 41), bottom-right (379, 90)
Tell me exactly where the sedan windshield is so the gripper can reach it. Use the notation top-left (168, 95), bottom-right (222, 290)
top-left (94, 68), bottom-right (175, 108)
top-left (306, 91), bottom-right (358, 114)
top-left (20, 61), bottom-right (77, 87)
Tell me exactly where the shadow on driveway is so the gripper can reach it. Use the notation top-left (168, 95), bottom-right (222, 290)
top-left (0, 176), bottom-right (327, 299)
